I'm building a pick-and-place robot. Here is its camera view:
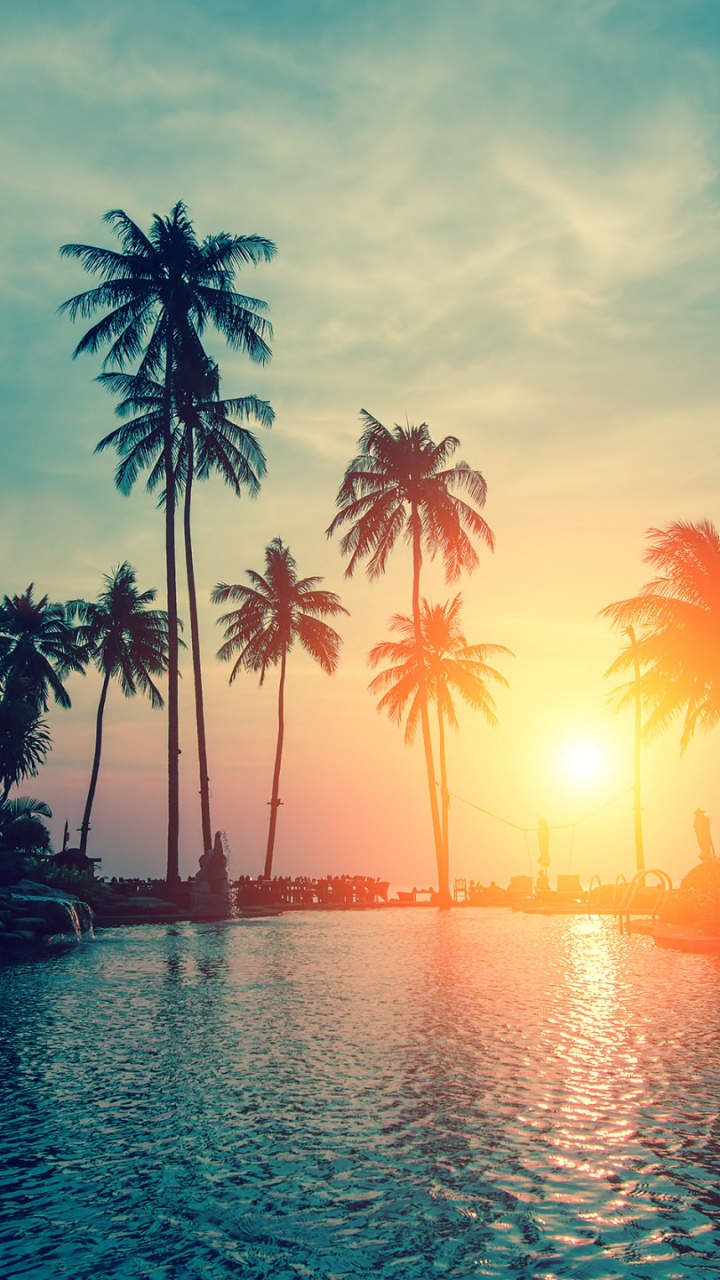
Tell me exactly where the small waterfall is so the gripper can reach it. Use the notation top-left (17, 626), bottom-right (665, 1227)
top-left (5, 882), bottom-right (95, 945)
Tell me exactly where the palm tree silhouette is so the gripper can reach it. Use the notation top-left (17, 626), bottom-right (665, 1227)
top-left (0, 585), bottom-right (85, 712)
top-left (213, 539), bottom-right (347, 879)
top-left (71, 563), bottom-right (169, 858)
top-left (95, 352), bottom-right (271, 856)
top-left (328, 410), bottom-right (494, 904)
top-left (0, 795), bottom-right (53, 855)
top-left (60, 202), bottom-right (275, 884)
top-left (0, 692), bottom-right (52, 803)
top-left (368, 595), bottom-right (509, 885)
top-left (601, 520), bottom-right (720, 750)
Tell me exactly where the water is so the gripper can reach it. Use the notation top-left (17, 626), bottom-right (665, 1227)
top-left (2, 909), bottom-right (720, 1279)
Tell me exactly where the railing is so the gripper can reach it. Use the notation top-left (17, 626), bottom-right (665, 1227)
top-left (586, 874), bottom-right (602, 910)
top-left (616, 868), bottom-right (673, 933)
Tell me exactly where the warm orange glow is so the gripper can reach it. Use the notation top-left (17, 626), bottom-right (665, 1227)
top-left (560, 739), bottom-right (607, 784)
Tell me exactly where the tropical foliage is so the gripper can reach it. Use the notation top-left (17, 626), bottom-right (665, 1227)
top-left (213, 538), bottom-right (347, 878)
top-left (601, 520), bottom-right (720, 750)
top-left (60, 202), bottom-right (275, 881)
top-left (70, 563), bottom-right (169, 857)
top-left (0, 692), bottom-right (52, 803)
top-left (368, 595), bottom-right (509, 876)
top-left (0, 585), bottom-right (85, 711)
top-left (0, 796), bottom-right (53, 855)
top-left (328, 411), bottom-right (494, 903)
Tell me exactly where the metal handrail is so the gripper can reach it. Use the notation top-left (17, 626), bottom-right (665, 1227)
top-left (586, 874), bottom-right (602, 912)
top-left (617, 867), bottom-right (672, 933)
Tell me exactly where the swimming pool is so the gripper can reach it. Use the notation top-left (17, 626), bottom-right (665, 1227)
top-left (1, 908), bottom-right (719, 1278)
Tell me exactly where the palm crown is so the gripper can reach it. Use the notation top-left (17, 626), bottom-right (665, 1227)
top-left (368, 595), bottom-right (510, 743)
top-left (94, 361), bottom-right (271, 502)
top-left (71, 562), bottom-right (170, 707)
top-left (601, 519), bottom-right (720, 749)
top-left (0, 585), bottom-right (86, 711)
top-left (327, 411), bottom-right (494, 581)
top-left (59, 203), bottom-right (275, 375)
top-left (213, 538), bottom-right (347, 682)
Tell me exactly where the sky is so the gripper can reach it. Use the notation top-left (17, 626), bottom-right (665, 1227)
top-left (2, 0), bottom-right (720, 890)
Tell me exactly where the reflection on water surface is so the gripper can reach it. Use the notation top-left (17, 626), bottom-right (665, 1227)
top-left (2, 909), bottom-right (720, 1278)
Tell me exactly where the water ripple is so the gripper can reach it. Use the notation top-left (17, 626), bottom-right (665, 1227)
top-left (2, 911), bottom-right (720, 1277)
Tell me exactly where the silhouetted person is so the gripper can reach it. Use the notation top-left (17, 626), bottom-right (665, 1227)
top-left (693, 808), bottom-right (716, 862)
top-left (537, 817), bottom-right (550, 869)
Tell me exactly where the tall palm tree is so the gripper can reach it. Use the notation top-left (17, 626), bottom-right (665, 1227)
top-left (601, 520), bottom-right (720, 749)
top-left (368, 596), bottom-right (509, 893)
top-left (212, 539), bottom-right (347, 879)
top-left (94, 354), bottom-right (271, 856)
top-left (70, 563), bottom-right (169, 857)
top-left (60, 202), bottom-right (275, 884)
top-left (0, 585), bottom-right (86, 711)
top-left (327, 410), bottom-right (494, 904)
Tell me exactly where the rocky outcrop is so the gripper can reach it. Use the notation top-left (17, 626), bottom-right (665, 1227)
top-left (0, 879), bottom-right (94, 951)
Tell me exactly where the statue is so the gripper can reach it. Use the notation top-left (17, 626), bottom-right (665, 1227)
top-left (190, 831), bottom-right (233, 919)
top-left (693, 808), bottom-right (716, 863)
top-left (537, 817), bottom-right (551, 869)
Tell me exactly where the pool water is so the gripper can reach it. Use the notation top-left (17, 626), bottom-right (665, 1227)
top-left (2, 908), bottom-right (720, 1278)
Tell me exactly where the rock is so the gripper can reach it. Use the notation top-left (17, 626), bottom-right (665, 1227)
top-left (12, 917), bottom-right (48, 932)
top-left (3, 880), bottom-right (94, 940)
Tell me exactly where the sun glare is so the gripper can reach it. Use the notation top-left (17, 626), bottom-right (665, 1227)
top-left (561, 740), bottom-right (606, 784)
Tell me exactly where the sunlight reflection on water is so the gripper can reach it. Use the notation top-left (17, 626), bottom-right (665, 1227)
top-left (1, 909), bottom-right (720, 1278)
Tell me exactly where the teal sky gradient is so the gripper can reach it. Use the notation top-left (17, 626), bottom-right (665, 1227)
top-left (2, 0), bottom-right (720, 885)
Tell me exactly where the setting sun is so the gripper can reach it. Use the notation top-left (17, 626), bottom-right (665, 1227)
top-left (561, 740), bottom-right (607, 784)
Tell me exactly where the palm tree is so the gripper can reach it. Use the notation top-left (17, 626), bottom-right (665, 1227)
top-left (0, 796), bottom-right (53, 855)
top-left (601, 520), bottom-right (720, 749)
top-left (368, 596), bottom-right (509, 893)
top-left (60, 202), bottom-right (275, 884)
top-left (94, 353), bottom-right (271, 856)
top-left (0, 585), bottom-right (86, 711)
top-left (327, 410), bottom-right (494, 904)
top-left (0, 689), bottom-right (52, 802)
top-left (212, 539), bottom-right (347, 879)
top-left (70, 563), bottom-right (169, 857)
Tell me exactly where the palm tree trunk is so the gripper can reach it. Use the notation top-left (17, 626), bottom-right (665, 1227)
top-left (182, 437), bottom-right (213, 855)
top-left (626, 626), bottom-right (645, 874)
top-left (79, 669), bottom-right (111, 857)
top-left (411, 517), bottom-right (448, 905)
top-left (164, 331), bottom-right (180, 887)
top-left (436, 699), bottom-right (450, 894)
top-left (263, 647), bottom-right (286, 879)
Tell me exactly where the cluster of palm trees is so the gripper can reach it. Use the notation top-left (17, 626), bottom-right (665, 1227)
top-left (58, 204), bottom-right (511, 897)
top-left (60, 203), bottom-right (276, 882)
top-left (44, 202), bottom-right (720, 897)
top-left (0, 569), bottom-right (168, 858)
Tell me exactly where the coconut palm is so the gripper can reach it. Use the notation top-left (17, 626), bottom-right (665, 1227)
top-left (0, 689), bottom-right (52, 802)
top-left (70, 563), bottom-right (169, 857)
top-left (368, 596), bottom-right (509, 892)
top-left (94, 352), bottom-right (271, 856)
top-left (60, 202), bottom-right (275, 883)
top-left (0, 585), bottom-right (86, 712)
top-left (0, 796), bottom-right (53, 855)
top-left (213, 539), bottom-right (347, 879)
top-left (327, 410), bottom-right (494, 904)
top-left (601, 520), bottom-right (720, 750)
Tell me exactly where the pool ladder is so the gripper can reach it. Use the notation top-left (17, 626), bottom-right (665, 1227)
top-left (616, 868), bottom-right (673, 933)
